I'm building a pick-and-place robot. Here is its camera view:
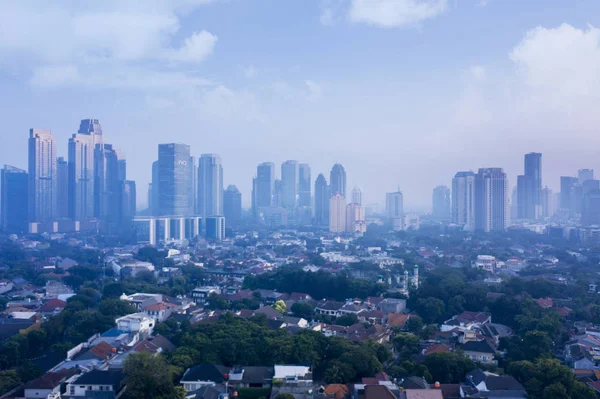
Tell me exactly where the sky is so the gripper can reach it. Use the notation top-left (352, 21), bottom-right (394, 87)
top-left (2, 0), bottom-right (600, 211)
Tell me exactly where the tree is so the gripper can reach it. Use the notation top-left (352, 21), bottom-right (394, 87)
top-left (206, 293), bottom-right (228, 310)
top-left (405, 315), bottom-right (424, 334)
top-left (274, 394), bottom-right (294, 399)
top-left (273, 300), bottom-right (286, 314)
top-left (123, 353), bottom-right (180, 399)
top-left (334, 313), bottom-right (358, 327)
top-left (291, 302), bottom-right (314, 320)
top-left (393, 333), bottom-right (420, 359)
top-left (415, 297), bottom-right (445, 324)
top-left (422, 352), bottom-right (475, 384)
top-left (98, 298), bottom-right (137, 317)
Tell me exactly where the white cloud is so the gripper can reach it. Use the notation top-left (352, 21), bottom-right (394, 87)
top-left (242, 65), bottom-right (258, 79)
top-left (348, 0), bottom-right (448, 28)
top-left (305, 80), bottom-right (323, 101)
top-left (320, 8), bottom-right (335, 26)
top-left (469, 65), bottom-right (486, 81)
top-left (169, 30), bottom-right (217, 63)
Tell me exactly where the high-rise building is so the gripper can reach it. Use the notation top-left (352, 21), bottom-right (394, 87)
top-left (329, 193), bottom-right (346, 233)
top-left (205, 216), bottom-right (225, 241)
top-left (386, 190), bottom-right (404, 231)
top-left (56, 157), bottom-right (68, 219)
top-left (223, 185), bottom-right (242, 227)
top-left (1, 165), bottom-right (28, 233)
top-left (582, 179), bottom-right (600, 197)
top-left (432, 185), bottom-right (451, 219)
top-left (28, 128), bottom-right (57, 223)
top-left (69, 119), bottom-right (104, 221)
top-left (157, 143), bottom-right (192, 216)
top-left (94, 143), bottom-right (124, 223)
top-left (352, 187), bottom-right (362, 205)
top-left (314, 173), bottom-right (330, 226)
top-left (198, 154), bottom-right (223, 218)
top-left (346, 203), bottom-right (366, 233)
top-left (151, 161), bottom-right (160, 216)
top-left (190, 156), bottom-right (198, 215)
top-left (541, 186), bottom-right (554, 218)
top-left (298, 163), bottom-right (311, 208)
top-left (273, 179), bottom-right (283, 208)
top-left (330, 163), bottom-right (346, 198)
top-left (560, 176), bottom-right (578, 215)
top-left (578, 169), bottom-right (594, 183)
top-left (281, 160), bottom-right (299, 209)
top-left (253, 162), bottom-right (275, 213)
top-left (582, 190), bottom-right (600, 226)
top-left (517, 152), bottom-right (542, 219)
top-left (474, 168), bottom-right (508, 232)
top-left (122, 180), bottom-right (137, 221)
top-left (452, 172), bottom-right (475, 229)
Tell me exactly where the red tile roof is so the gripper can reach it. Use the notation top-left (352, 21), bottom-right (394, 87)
top-left (90, 341), bottom-right (115, 360)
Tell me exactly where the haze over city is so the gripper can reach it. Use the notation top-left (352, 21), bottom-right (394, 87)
top-left (2, 0), bottom-right (600, 209)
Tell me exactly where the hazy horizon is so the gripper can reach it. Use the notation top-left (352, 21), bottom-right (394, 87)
top-left (2, 0), bottom-right (600, 209)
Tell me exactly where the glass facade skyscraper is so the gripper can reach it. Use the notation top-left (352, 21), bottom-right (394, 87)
top-left (329, 163), bottom-right (346, 198)
top-left (198, 154), bottom-right (223, 217)
top-left (157, 143), bottom-right (192, 216)
top-left (298, 163), bottom-right (311, 208)
top-left (475, 168), bottom-right (508, 232)
top-left (254, 162), bottom-right (275, 211)
top-left (28, 128), bottom-right (57, 223)
top-left (1, 165), bottom-right (29, 233)
top-left (314, 173), bottom-right (329, 226)
top-left (452, 171), bottom-right (475, 229)
top-left (224, 185), bottom-right (242, 227)
top-left (281, 160), bottom-right (299, 209)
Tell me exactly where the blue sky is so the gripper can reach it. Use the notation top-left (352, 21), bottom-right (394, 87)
top-left (1, 0), bottom-right (600, 210)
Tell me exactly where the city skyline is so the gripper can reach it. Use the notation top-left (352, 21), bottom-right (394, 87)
top-left (2, 2), bottom-right (600, 208)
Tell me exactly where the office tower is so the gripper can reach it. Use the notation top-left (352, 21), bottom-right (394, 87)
top-left (541, 187), bottom-right (554, 218)
top-left (582, 179), bottom-right (600, 197)
top-left (69, 119), bottom-right (104, 221)
top-left (1, 166), bottom-right (28, 233)
top-left (474, 168), bottom-right (508, 232)
top-left (432, 185), bottom-right (451, 219)
top-left (94, 144), bottom-right (124, 223)
top-left (578, 169), bottom-right (594, 183)
top-left (386, 190), bottom-right (404, 231)
top-left (314, 173), bottom-right (330, 226)
top-left (330, 163), bottom-right (346, 198)
top-left (157, 143), bottom-right (192, 216)
top-left (298, 163), bottom-right (311, 207)
top-left (281, 160), bottom-right (299, 209)
top-left (329, 193), bottom-right (347, 233)
top-left (205, 216), bottom-right (225, 240)
top-left (56, 157), bottom-right (68, 219)
top-left (190, 156), bottom-right (198, 215)
top-left (516, 152), bottom-right (542, 219)
top-left (198, 154), bottom-right (223, 218)
top-left (352, 187), bottom-right (362, 205)
top-left (122, 181), bottom-right (136, 220)
top-left (254, 162), bottom-right (275, 212)
top-left (582, 190), bottom-right (600, 226)
top-left (28, 129), bottom-right (57, 223)
top-left (452, 172), bottom-right (475, 229)
top-left (224, 185), bottom-right (242, 227)
top-left (346, 203), bottom-right (366, 233)
top-left (151, 161), bottom-right (160, 215)
top-left (560, 176), bottom-right (578, 215)
top-left (273, 179), bottom-right (283, 207)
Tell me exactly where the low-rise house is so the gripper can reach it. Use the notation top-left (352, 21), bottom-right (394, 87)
top-left (115, 313), bottom-right (155, 335)
top-left (191, 286), bottom-right (221, 301)
top-left (180, 364), bottom-right (229, 392)
top-left (378, 298), bottom-right (407, 314)
top-left (143, 302), bottom-right (173, 323)
top-left (441, 312), bottom-right (491, 333)
top-left (321, 384), bottom-right (351, 399)
top-left (315, 301), bottom-right (345, 318)
top-left (461, 340), bottom-right (496, 364)
top-left (23, 369), bottom-right (77, 399)
top-left (464, 369), bottom-right (526, 398)
top-left (227, 366), bottom-right (274, 388)
top-left (64, 370), bottom-right (124, 398)
top-left (39, 298), bottom-right (67, 316)
top-left (45, 280), bottom-right (73, 298)
top-left (119, 293), bottom-right (163, 311)
top-left (385, 313), bottom-right (410, 329)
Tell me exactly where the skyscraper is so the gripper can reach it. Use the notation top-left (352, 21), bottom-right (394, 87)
top-left (122, 180), bottom-right (137, 221)
top-left (582, 190), bottom-right (600, 226)
top-left (224, 185), bottom-right (242, 227)
top-left (578, 169), bottom-right (594, 183)
top-left (346, 202), bottom-right (366, 233)
top-left (474, 168), bottom-right (508, 232)
top-left (205, 216), bottom-right (225, 241)
top-left (1, 165), bottom-right (28, 233)
top-left (386, 190), bottom-right (404, 231)
top-left (432, 185), bottom-right (451, 219)
top-left (253, 162), bottom-right (275, 212)
top-left (281, 160), bottom-right (299, 209)
top-left (28, 128), bottom-right (57, 223)
top-left (330, 163), bottom-right (346, 198)
top-left (94, 143), bottom-right (124, 223)
top-left (329, 193), bottom-right (346, 233)
top-left (298, 163), bottom-right (311, 208)
top-left (351, 187), bottom-right (362, 205)
top-left (157, 143), bottom-right (192, 216)
top-left (541, 186), bottom-right (554, 218)
top-left (69, 119), bottom-right (103, 221)
top-left (560, 176), bottom-right (578, 215)
top-left (517, 152), bottom-right (542, 219)
top-left (151, 161), bottom-right (160, 216)
top-left (198, 154), bottom-right (223, 218)
top-left (56, 157), bottom-right (69, 219)
top-left (314, 173), bottom-right (329, 226)
top-left (190, 156), bottom-right (198, 215)
top-left (452, 171), bottom-right (475, 229)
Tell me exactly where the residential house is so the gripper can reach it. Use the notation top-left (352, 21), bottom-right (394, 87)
top-left (378, 298), bottom-right (407, 314)
top-left (461, 340), bottom-right (496, 364)
top-left (227, 366), bottom-right (274, 388)
top-left (315, 301), bottom-right (345, 318)
top-left (115, 313), bottom-right (155, 335)
top-left (180, 364), bottom-right (229, 392)
top-left (321, 384), bottom-right (351, 399)
top-left (143, 302), bottom-right (173, 323)
top-left (441, 312), bottom-right (491, 333)
top-left (464, 369), bottom-right (526, 398)
top-left (39, 298), bottom-right (67, 316)
top-left (64, 370), bottom-right (124, 398)
top-left (119, 293), bottom-right (163, 311)
top-left (385, 313), bottom-right (410, 329)
top-left (23, 370), bottom-right (77, 399)
top-left (191, 286), bottom-right (221, 301)
top-left (45, 280), bottom-right (73, 298)
top-left (403, 390), bottom-right (444, 399)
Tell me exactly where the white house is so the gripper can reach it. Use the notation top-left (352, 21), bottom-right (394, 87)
top-left (115, 313), bottom-right (154, 334)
